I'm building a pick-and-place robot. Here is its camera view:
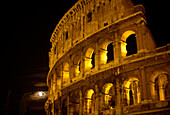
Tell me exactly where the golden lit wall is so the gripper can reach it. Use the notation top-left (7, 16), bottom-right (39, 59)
top-left (45, 0), bottom-right (170, 115)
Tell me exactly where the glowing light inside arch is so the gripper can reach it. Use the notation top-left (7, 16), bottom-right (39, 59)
top-left (121, 30), bottom-right (136, 57)
top-left (85, 48), bottom-right (94, 71)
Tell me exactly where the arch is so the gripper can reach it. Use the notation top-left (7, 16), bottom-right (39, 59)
top-left (63, 62), bottom-right (70, 84)
top-left (73, 54), bottom-right (81, 77)
top-left (126, 34), bottom-right (137, 56)
top-left (121, 30), bottom-right (135, 42)
top-left (123, 77), bottom-right (141, 105)
top-left (102, 83), bottom-right (116, 108)
top-left (150, 70), bottom-right (168, 83)
top-left (86, 89), bottom-right (94, 99)
top-left (149, 71), bottom-right (169, 101)
top-left (100, 40), bottom-right (114, 64)
top-left (85, 48), bottom-right (95, 71)
top-left (85, 48), bottom-right (94, 58)
top-left (120, 30), bottom-right (137, 57)
top-left (85, 89), bottom-right (95, 114)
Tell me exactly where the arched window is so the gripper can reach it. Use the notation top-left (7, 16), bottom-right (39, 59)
top-left (121, 30), bottom-right (137, 57)
top-left (107, 43), bottom-right (114, 63)
top-left (150, 71), bottom-right (170, 101)
top-left (123, 77), bottom-right (140, 106)
top-left (103, 83), bottom-right (116, 109)
top-left (153, 74), bottom-right (169, 101)
top-left (126, 34), bottom-right (137, 56)
top-left (85, 89), bottom-right (95, 114)
top-left (85, 48), bottom-right (95, 71)
top-left (100, 41), bottom-right (114, 64)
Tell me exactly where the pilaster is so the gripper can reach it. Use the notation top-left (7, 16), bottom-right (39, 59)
top-left (114, 32), bottom-right (121, 64)
top-left (115, 78), bottom-right (123, 115)
top-left (140, 67), bottom-right (149, 103)
top-left (95, 42), bottom-right (100, 71)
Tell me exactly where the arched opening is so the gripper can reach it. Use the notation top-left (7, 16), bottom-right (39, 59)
top-left (126, 34), bottom-right (137, 56)
top-left (85, 89), bottom-right (95, 114)
top-left (107, 43), bottom-right (114, 63)
top-left (63, 62), bottom-right (70, 84)
top-left (103, 83), bottom-right (116, 109)
top-left (150, 71), bottom-right (170, 101)
top-left (85, 48), bottom-right (95, 71)
top-left (121, 30), bottom-right (137, 57)
top-left (153, 73), bottom-right (169, 101)
top-left (123, 77), bottom-right (140, 106)
top-left (100, 41), bottom-right (114, 64)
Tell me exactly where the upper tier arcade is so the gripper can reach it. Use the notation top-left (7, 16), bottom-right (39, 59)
top-left (48, 0), bottom-right (148, 69)
top-left (45, 1), bottom-right (170, 114)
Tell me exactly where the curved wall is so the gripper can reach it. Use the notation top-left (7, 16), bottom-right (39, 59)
top-left (48, 0), bottom-right (143, 69)
top-left (44, 0), bottom-right (170, 115)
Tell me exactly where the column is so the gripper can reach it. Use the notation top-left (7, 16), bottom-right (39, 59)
top-left (158, 75), bottom-right (165, 101)
top-left (140, 67), bottom-right (148, 103)
top-left (124, 88), bottom-right (130, 106)
top-left (149, 81), bottom-right (156, 101)
top-left (114, 32), bottom-right (121, 64)
top-left (99, 48), bottom-right (107, 65)
top-left (136, 21), bottom-right (145, 52)
top-left (135, 81), bottom-right (141, 104)
top-left (80, 51), bottom-right (85, 78)
top-left (95, 42), bottom-right (100, 70)
top-left (136, 20), bottom-right (156, 53)
top-left (115, 78), bottom-right (122, 115)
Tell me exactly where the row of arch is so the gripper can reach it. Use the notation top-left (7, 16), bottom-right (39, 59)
top-left (84, 79), bottom-right (140, 114)
top-left (60, 71), bottom-right (169, 114)
top-left (62, 30), bottom-right (138, 85)
top-left (84, 73), bottom-right (169, 114)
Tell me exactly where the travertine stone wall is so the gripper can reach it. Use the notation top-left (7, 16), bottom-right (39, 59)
top-left (45, 0), bottom-right (170, 115)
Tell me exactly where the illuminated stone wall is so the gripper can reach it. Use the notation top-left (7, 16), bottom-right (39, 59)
top-left (45, 0), bottom-right (170, 115)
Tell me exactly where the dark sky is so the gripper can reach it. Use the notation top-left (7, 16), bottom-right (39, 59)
top-left (1, 0), bottom-right (169, 111)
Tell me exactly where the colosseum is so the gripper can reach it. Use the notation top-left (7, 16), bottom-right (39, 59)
top-left (45, 0), bottom-right (170, 114)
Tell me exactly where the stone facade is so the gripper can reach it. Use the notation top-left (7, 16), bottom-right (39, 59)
top-left (45, 0), bottom-right (170, 114)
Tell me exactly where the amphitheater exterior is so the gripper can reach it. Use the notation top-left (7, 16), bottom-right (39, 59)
top-left (45, 0), bottom-right (170, 114)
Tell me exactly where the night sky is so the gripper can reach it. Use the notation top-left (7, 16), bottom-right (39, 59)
top-left (1, 0), bottom-right (169, 112)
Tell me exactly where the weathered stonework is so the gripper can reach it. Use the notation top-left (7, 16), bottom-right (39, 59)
top-left (45, 0), bottom-right (170, 114)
